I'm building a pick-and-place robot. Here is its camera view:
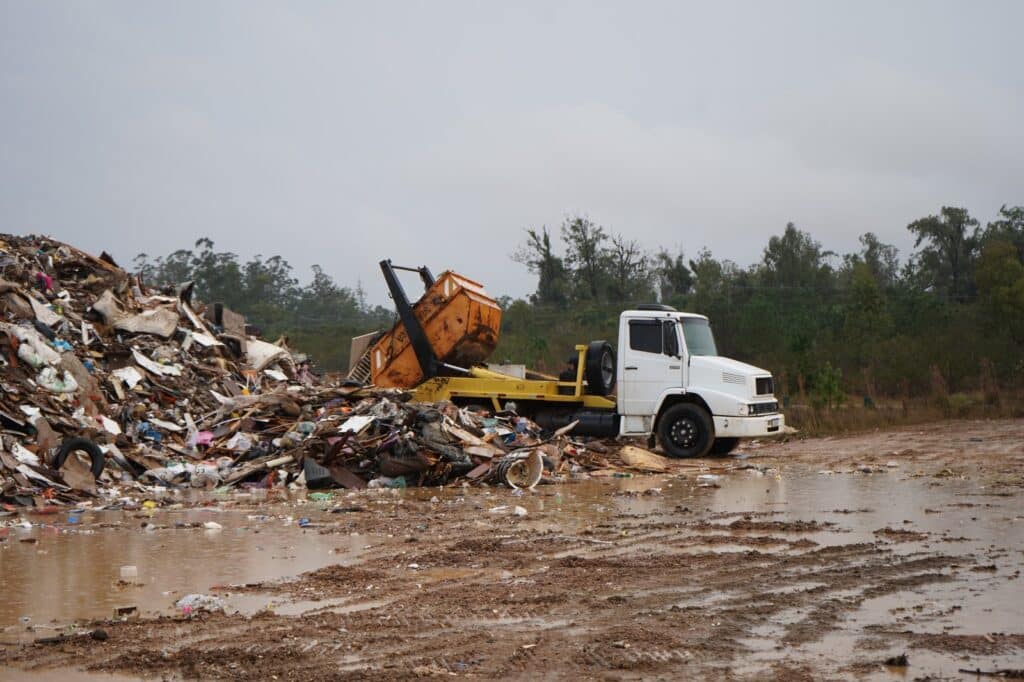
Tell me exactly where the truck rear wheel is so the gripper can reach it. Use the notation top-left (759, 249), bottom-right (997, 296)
top-left (657, 403), bottom-right (714, 458)
top-left (584, 341), bottom-right (616, 396)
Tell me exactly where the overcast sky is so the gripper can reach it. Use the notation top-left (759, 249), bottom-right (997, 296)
top-left (2, 1), bottom-right (1022, 303)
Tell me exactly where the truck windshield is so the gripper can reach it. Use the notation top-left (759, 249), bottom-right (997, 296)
top-left (681, 318), bottom-right (717, 356)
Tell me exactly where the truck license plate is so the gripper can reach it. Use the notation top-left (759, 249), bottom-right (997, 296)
top-left (768, 418), bottom-right (780, 429)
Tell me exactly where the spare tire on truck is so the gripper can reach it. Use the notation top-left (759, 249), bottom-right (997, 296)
top-left (584, 340), bottom-right (616, 396)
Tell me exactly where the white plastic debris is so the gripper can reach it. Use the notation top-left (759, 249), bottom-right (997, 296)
top-left (176, 593), bottom-right (226, 614)
top-left (112, 366), bottom-right (144, 388)
top-left (0, 322), bottom-right (61, 366)
top-left (11, 442), bottom-right (39, 465)
top-left (132, 349), bottom-right (182, 377)
top-left (149, 417), bottom-right (183, 433)
top-left (99, 415), bottom-right (122, 435)
top-left (36, 366), bottom-right (79, 393)
top-left (263, 368), bottom-right (288, 381)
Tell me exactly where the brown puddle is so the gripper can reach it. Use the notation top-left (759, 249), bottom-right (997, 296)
top-left (1, 458), bottom-right (1022, 680)
top-left (0, 671), bottom-right (139, 682)
top-left (0, 505), bottom-right (376, 631)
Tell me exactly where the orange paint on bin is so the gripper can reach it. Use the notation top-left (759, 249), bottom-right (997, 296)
top-left (369, 271), bottom-right (501, 388)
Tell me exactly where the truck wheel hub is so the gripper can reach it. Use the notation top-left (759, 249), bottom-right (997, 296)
top-left (669, 418), bottom-right (698, 447)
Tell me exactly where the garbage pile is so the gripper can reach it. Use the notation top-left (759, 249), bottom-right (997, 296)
top-left (1, 234), bottom-right (635, 509)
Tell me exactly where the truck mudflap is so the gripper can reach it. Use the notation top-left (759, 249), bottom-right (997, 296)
top-left (713, 414), bottom-right (784, 438)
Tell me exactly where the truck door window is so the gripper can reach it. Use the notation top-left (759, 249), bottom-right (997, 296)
top-left (662, 321), bottom-right (679, 357)
top-left (629, 320), bottom-right (661, 353)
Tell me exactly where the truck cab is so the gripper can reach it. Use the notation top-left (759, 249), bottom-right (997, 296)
top-left (616, 305), bottom-right (783, 457)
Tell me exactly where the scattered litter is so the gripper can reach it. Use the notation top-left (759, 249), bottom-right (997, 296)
top-left (176, 593), bottom-right (226, 615)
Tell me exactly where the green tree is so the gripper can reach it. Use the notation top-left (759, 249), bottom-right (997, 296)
top-left (242, 254), bottom-right (298, 309)
top-left (811, 362), bottom-right (845, 409)
top-left (984, 205), bottom-right (1024, 262)
top-left (191, 238), bottom-right (245, 308)
top-left (844, 232), bottom-right (899, 289)
top-left (131, 253), bottom-right (157, 285)
top-left (842, 262), bottom-right (892, 365)
top-left (761, 222), bottom-right (835, 291)
top-left (512, 227), bottom-right (570, 308)
top-left (653, 248), bottom-right (693, 304)
top-left (560, 216), bottom-right (609, 302)
top-left (606, 233), bottom-right (653, 302)
top-left (688, 248), bottom-right (728, 305)
top-left (906, 206), bottom-right (980, 302)
top-left (976, 240), bottom-right (1024, 342)
top-left (151, 248), bottom-right (194, 288)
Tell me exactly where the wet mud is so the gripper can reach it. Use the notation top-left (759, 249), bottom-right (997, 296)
top-left (2, 418), bottom-right (1023, 680)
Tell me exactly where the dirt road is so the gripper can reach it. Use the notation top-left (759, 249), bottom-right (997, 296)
top-left (2, 419), bottom-right (1023, 680)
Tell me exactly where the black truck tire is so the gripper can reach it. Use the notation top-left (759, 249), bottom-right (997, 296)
top-left (53, 437), bottom-right (105, 479)
top-left (584, 341), bottom-right (616, 396)
top-left (657, 403), bottom-right (714, 458)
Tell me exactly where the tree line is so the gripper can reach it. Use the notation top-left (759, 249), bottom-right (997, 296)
top-left (132, 204), bottom-right (1024, 404)
top-left (501, 206), bottom-right (1024, 402)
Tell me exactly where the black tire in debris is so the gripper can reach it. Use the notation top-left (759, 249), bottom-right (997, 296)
top-left (657, 403), bottom-right (714, 458)
top-left (53, 437), bottom-right (105, 479)
top-left (584, 340), bottom-right (616, 396)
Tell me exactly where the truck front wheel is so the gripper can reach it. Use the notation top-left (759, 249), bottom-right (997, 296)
top-left (657, 403), bottom-right (714, 458)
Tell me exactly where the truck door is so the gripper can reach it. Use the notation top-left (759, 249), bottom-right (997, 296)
top-left (621, 318), bottom-right (683, 422)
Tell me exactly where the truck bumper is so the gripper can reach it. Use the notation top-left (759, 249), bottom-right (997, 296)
top-left (713, 414), bottom-right (784, 438)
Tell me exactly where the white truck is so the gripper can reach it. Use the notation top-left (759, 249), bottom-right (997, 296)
top-left (612, 304), bottom-right (783, 457)
top-left (368, 263), bottom-right (783, 458)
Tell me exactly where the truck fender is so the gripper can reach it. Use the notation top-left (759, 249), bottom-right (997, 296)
top-left (651, 387), bottom-right (738, 428)
top-left (651, 390), bottom-right (707, 433)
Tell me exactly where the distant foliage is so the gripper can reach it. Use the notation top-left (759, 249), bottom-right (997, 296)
top-left (134, 204), bottom-right (1024, 392)
top-left (502, 207), bottom-right (1024, 397)
top-left (133, 239), bottom-right (393, 371)
top-left (810, 362), bottom-right (845, 410)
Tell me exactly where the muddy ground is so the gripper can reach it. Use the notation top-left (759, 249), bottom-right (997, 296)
top-left (2, 418), bottom-right (1023, 680)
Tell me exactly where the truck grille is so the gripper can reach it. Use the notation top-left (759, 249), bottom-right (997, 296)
top-left (755, 377), bottom-right (774, 395)
top-left (750, 401), bottom-right (778, 416)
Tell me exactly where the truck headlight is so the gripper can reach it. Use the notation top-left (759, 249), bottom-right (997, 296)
top-left (738, 404), bottom-right (748, 415)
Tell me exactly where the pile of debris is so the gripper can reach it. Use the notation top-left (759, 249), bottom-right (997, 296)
top-left (1, 234), bottom-right (637, 510)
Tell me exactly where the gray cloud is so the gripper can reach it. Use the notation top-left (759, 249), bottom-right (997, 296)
top-left (1, 1), bottom-right (1021, 303)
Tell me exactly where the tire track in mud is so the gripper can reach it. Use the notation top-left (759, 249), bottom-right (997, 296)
top-left (1, 522), bottom-right (972, 680)
top-left (4, 418), bottom-right (1023, 680)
